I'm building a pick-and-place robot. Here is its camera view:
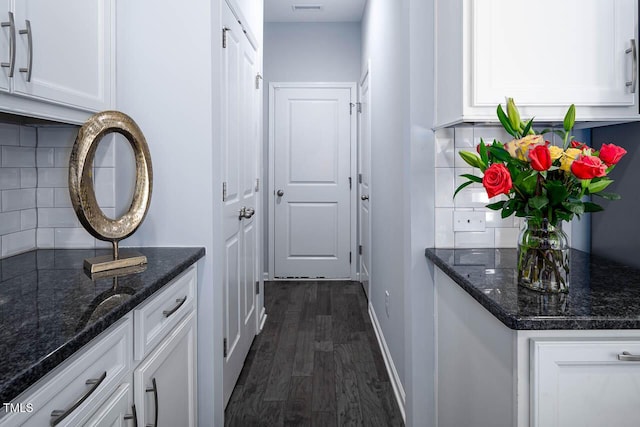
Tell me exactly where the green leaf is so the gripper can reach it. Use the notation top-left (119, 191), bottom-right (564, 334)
top-left (521, 118), bottom-right (535, 136)
top-left (557, 210), bottom-right (573, 222)
top-left (562, 201), bottom-right (585, 215)
top-left (546, 181), bottom-right (569, 205)
top-left (486, 200), bottom-right (506, 210)
top-left (507, 98), bottom-right (522, 133)
top-left (516, 170), bottom-right (538, 195)
top-left (460, 174), bottom-right (482, 183)
top-left (553, 130), bottom-right (566, 140)
top-left (501, 200), bottom-right (516, 218)
top-left (594, 192), bottom-right (622, 201)
top-left (459, 151), bottom-right (482, 168)
top-left (479, 139), bottom-right (489, 166)
top-left (563, 104), bottom-right (576, 132)
top-left (538, 128), bottom-right (552, 135)
top-left (583, 202), bottom-right (604, 213)
top-left (488, 146), bottom-right (512, 162)
top-left (497, 104), bottom-right (517, 137)
top-left (587, 178), bottom-right (613, 193)
top-left (528, 195), bottom-right (549, 210)
top-left (453, 180), bottom-right (475, 199)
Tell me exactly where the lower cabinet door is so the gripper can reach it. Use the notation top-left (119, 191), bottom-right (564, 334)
top-left (531, 338), bottom-right (640, 427)
top-left (84, 383), bottom-right (135, 427)
top-left (134, 310), bottom-right (197, 427)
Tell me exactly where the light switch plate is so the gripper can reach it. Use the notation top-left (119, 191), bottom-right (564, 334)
top-left (454, 211), bottom-right (486, 232)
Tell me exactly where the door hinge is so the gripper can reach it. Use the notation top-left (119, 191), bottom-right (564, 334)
top-left (359, 244), bottom-right (363, 255)
top-left (358, 173), bottom-right (363, 184)
top-left (223, 338), bottom-right (228, 357)
top-left (222, 27), bottom-right (230, 48)
top-left (349, 102), bottom-right (355, 115)
top-left (357, 102), bottom-right (362, 113)
top-left (255, 178), bottom-right (260, 192)
top-left (255, 73), bottom-right (263, 89)
top-left (349, 252), bottom-right (352, 264)
top-left (256, 281), bottom-right (260, 295)
top-left (222, 182), bottom-right (227, 202)
top-left (348, 176), bottom-right (352, 189)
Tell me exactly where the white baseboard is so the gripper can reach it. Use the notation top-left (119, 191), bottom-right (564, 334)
top-left (369, 303), bottom-right (406, 423)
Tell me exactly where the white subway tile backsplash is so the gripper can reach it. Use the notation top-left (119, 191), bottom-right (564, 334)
top-left (435, 168), bottom-right (455, 208)
top-left (0, 124), bottom-right (20, 146)
top-left (37, 147), bottom-right (55, 167)
top-left (0, 168), bottom-right (20, 190)
top-left (435, 208), bottom-right (455, 248)
top-left (54, 228), bottom-right (94, 248)
top-left (454, 127), bottom-right (474, 148)
top-left (20, 168), bottom-right (37, 188)
top-left (37, 228), bottom-right (55, 248)
top-left (37, 188), bottom-right (54, 207)
top-left (454, 186), bottom-right (490, 208)
top-left (54, 188), bottom-right (72, 207)
top-left (494, 227), bottom-right (520, 248)
top-left (38, 168), bottom-right (68, 187)
top-left (485, 210), bottom-right (514, 228)
top-left (54, 147), bottom-right (72, 167)
top-left (20, 127), bottom-right (37, 147)
top-left (95, 137), bottom-right (115, 167)
top-left (473, 127), bottom-right (512, 147)
top-left (2, 146), bottom-right (35, 167)
top-left (0, 211), bottom-right (21, 235)
top-left (37, 127), bottom-right (78, 147)
top-left (94, 168), bottom-right (115, 208)
top-left (435, 128), bottom-right (455, 167)
top-left (2, 188), bottom-right (36, 211)
top-left (38, 208), bottom-right (80, 228)
top-left (1, 229), bottom-right (36, 257)
top-left (455, 229), bottom-right (496, 248)
top-left (21, 208), bottom-right (37, 230)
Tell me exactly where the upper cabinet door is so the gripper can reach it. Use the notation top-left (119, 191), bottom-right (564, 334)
top-left (472, 0), bottom-right (636, 107)
top-left (12, 0), bottom-right (113, 111)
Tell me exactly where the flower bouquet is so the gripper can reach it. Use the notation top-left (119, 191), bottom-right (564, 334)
top-left (455, 99), bottom-right (627, 293)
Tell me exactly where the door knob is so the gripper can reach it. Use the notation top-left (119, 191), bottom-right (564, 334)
top-left (244, 208), bottom-right (255, 219)
top-left (276, 190), bottom-right (284, 197)
top-left (361, 195), bottom-right (369, 201)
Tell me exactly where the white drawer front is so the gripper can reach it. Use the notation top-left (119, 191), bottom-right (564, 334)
top-left (134, 265), bottom-right (196, 360)
top-left (83, 383), bottom-right (134, 427)
top-left (1, 316), bottom-right (132, 427)
top-left (531, 338), bottom-right (640, 427)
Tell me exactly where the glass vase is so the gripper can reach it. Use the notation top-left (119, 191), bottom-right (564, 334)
top-left (517, 218), bottom-right (570, 293)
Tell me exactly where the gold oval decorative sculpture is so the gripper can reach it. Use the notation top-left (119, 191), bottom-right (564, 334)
top-left (69, 111), bottom-right (153, 273)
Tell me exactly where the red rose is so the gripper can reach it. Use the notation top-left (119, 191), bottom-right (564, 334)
top-left (598, 143), bottom-right (627, 166)
top-left (570, 155), bottom-right (607, 179)
top-left (482, 163), bottom-right (513, 198)
top-left (528, 145), bottom-right (552, 171)
top-left (571, 141), bottom-right (588, 150)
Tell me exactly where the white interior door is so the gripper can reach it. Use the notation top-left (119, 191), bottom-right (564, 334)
top-left (358, 69), bottom-right (371, 298)
top-left (272, 85), bottom-right (354, 279)
top-left (222, 3), bottom-right (258, 407)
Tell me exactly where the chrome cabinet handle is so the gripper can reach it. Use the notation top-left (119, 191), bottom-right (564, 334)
top-left (276, 189), bottom-right (284, 197)
top-left (618, 351), bottom-right (640, 361)
top-left (162, 296), bottom-right (187, 318)
top-left (626, 39), bottom-right (637, 93)
top-left (50, 371), bottom-right (107, 426)
top-left (18, 19), bottom-right (32, 82)
top-left (124, 404), bottom-right (138, 427)
top-left (145, 378), bottom-right (159, 427)
top-left (361, 195), bottom-right (369, 201)
top-left (243, 207), bottom-right (255, 219)
top-left (1, 12), bottom-right (16, 77)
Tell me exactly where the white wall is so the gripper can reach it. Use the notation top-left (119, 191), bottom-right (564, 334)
top-left (262, 22), bottom-right (361, 270)
top-left (360, 0), bottom-right (409, 412)
top-left (116, 1), bottom-right (225, 425)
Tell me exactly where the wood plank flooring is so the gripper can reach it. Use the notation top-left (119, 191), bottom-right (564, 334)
top-left (224, 281), bottom-right (404, 427)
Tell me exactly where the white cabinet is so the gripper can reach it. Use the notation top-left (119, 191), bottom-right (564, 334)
top-left (435, 0), bottom-right (640, 127)
top-left (134, 311), bottom-right (197, 427)
top-left (83, 383), bottom-right (135, 427)
top-left (0, 0), bottom-right (113, 123)
top-left (435, 267), bottom-right (640, 427)
top-left (531, 339), bottom-right (640, 427)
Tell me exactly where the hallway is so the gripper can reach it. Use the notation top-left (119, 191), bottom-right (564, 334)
top-left (224, 281), bottom-right (404, 426)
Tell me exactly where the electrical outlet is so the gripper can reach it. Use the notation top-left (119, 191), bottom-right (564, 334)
top-left (454, 211), bottom-right (486, 232)
top-left (385, 290), bottom-right (390, 317)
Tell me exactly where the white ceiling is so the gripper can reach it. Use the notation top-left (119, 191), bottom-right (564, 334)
top-left (264, 0), bottom-right (366, 22)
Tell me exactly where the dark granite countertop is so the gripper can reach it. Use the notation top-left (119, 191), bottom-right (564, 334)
top-left (426, 248), bottom-right (640, 330)
top-left (0, 247), bottom-right (205, 404)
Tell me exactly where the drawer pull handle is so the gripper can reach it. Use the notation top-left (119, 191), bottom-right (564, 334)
top-left (162, 296), bottom-right (187, 318)
top-left (145, 378), bottom-right (159, 427)
top-left (18, 19), bottom-right (32, 82)
top-left (626, 39), bottom-right (638, 93)
top-left (618, 351), bottom-right (640, 361)
top-left (124, 403), bottom-right (138, 427)
top-left (1, 12), bottom-right (16, 77)
top-left (50, 371), bottom-right (107, 426)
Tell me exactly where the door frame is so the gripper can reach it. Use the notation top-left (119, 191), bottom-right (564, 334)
top-left (358, 61), bottom-right (372, 296)
top-left (268, 82), bottom-right (358, 281)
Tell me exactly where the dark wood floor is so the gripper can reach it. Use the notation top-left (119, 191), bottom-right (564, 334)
top-left (224, 280), bottom-right (404, 427)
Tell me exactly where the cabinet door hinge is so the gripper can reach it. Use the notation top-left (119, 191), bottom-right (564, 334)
top-left (222, 182), bottom-right (227, 202)
top-left (348, 177), bottom-right (352, 189)
top-left (255, 178), bottom-right (260, 192)
top-left (223, 338), bottom-right (228, 357)
top-left (255, 73), bottom-right (263, 89)
top-left (349, 252), bottom-right (352, 264)
top-left (349, 102), bottom-right (355, 115)
top-left (256, 281), bottom-right (260, 295)
top-left (358, 173), bottom-right (363, 184)
top-left (357, 102), bottom-right (362, 113)
top-left (359, 245), bottom-right (363, 255)
top-left (222, 27), bottom-right (230, 48)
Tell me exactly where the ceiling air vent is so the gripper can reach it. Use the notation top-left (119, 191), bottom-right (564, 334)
top-left (292, 4), bottom-right (323, 11)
